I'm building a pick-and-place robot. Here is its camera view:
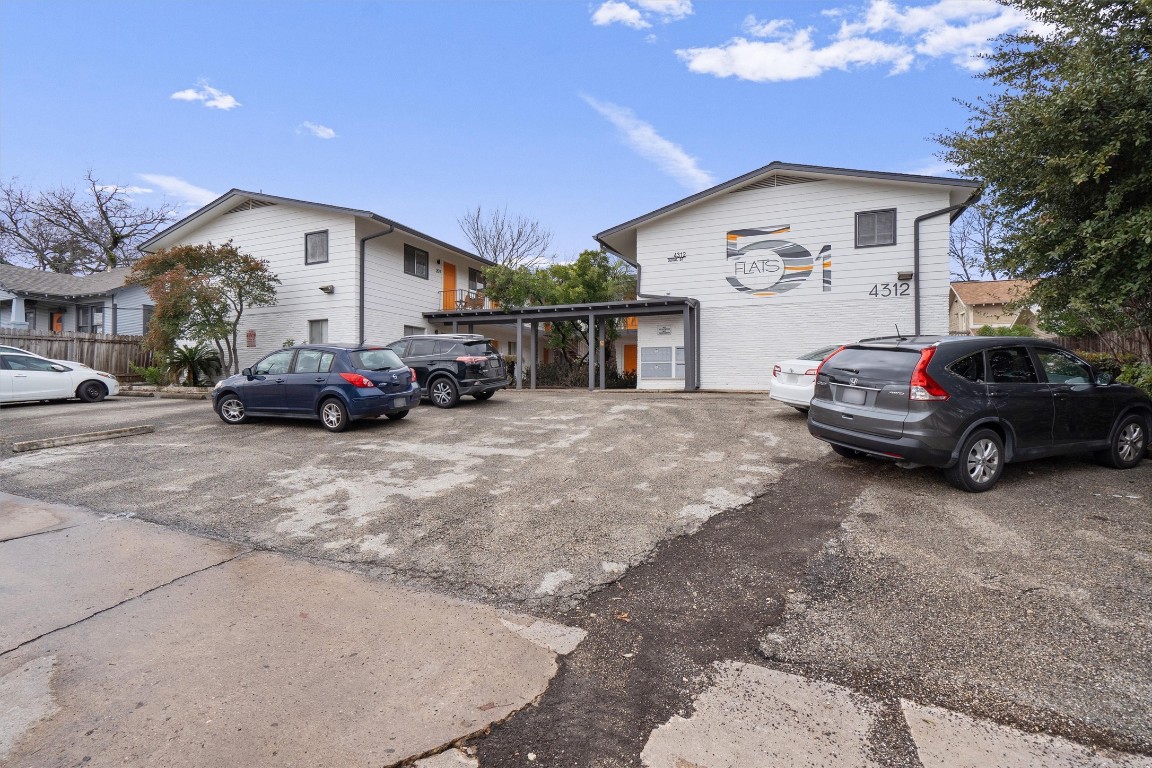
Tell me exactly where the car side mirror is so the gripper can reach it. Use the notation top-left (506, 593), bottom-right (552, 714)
top-left (242, 367), bottom-right (253, 377)
top-left (1095, 371), bottom-right (1114, 385)
top-left (50, 364), bottom-right (67, 372)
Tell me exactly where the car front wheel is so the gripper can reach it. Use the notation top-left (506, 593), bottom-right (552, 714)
top-left (320, 398), bottom-right (349, 432)
top-left (216, 395), bottom-right (248, 424)
top-left (429, 377), bottom-right (459, 408)
top-left (1095, 414), bottom-right (1148, 469)
top-left (944, 428), bottom-right (1004, 492)
top-left (76, 380), bottom-right (107, 402)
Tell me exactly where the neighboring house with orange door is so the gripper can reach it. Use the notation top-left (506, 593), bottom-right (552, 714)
top-left (139, 190), bottom-right (535, 370)
top-left (0, 263), bottom-right (153, 335)
top-left (948, 279), bottom-right (1041, 335)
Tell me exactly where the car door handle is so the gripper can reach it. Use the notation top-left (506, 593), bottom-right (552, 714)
top-left (314, 377), bottom-right (325, 382)
top-left (274, 378), bottom-right (285, 384)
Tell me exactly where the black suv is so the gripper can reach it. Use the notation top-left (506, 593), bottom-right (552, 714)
top-left (808, 336), bottom-right (1150, 492)
top-left (386, 334), bottom-right (508, 408)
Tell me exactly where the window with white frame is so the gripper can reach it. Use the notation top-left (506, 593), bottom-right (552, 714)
top-left (308, 319), bottom-right (328, 344)
top-left (305, 230), bottom-right (329, 264)
top-left (855, 209), bottom-right (896, 247)
top-left (403, 324), bottom-right (425, 336)
top-left (404, 244), bottom-right (429, 279)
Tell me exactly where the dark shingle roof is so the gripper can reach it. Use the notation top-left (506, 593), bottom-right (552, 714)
top-left (0, 263), bottom-right (131, 298)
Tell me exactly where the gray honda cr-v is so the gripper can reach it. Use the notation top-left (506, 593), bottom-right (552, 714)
top-left (807, 336), bottom-right (1150, 492)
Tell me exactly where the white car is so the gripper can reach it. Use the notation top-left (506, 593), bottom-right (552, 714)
top-left (768, 344), bottom-right (843, 412)
top-left (0, 344), bottom-right (89, 369)
top-left (0, 352), bottom-right (119, 403)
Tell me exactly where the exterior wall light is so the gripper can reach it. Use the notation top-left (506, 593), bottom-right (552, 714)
top-left (897, 271), bottom-right (914, 281)
top-left (319, 285), bottom-right (335, 294)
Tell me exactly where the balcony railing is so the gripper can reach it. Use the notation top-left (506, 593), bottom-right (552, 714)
top-left (438, 288), bottom-right (498, 311)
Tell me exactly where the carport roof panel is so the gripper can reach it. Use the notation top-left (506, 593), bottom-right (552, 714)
top-left (423, 297), bottom-right (696, 323)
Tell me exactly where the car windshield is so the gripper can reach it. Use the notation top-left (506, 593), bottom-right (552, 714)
top-left (797, 345), bottom-right (841, 361)
top-left (349, 348), bottom-right (405, 371)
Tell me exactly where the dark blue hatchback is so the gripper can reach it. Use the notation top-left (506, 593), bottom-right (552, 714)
top-left (212, 344), bottom-right (419, 432)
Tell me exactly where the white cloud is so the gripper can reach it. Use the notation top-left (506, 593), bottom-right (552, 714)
top-left (581, 95), bottom-right (713, 191)
top-left (591, 0), bottom-right (692, 29)
top-left (169, 79), bottom-right (240, 110)
top-left (299, 121), bottom-right (337, 139)
top-left (136, 174), bottom-right (219, 208)
top-left (96, 184), bottom-right (153, 197)
top-left (679, 0), bottom-right (1034, 82)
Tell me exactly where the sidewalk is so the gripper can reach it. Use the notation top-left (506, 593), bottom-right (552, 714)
top-left (0, 493), bottom-right (583, 767)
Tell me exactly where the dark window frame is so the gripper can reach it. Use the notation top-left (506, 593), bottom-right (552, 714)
top-left (77, 302), bottom-right (105, 333)
top-left (305, 230), bottom-right (329, 265)
top-left (404, 244), bottom-right (429, 280)
top-left (855, 208), bottom-right (897, 248)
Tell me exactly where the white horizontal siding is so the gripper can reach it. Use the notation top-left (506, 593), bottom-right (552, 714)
top-left (109, 284), bottom-right (151, 336)
top-left (635, 177), bottom-right (954, 391)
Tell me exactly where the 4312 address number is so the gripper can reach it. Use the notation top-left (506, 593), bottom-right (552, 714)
top-left (869, 283), bottom-right (911, 298)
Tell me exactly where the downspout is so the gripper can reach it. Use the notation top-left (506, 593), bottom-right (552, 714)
top-left (359, 225), bottom-right (395, 344)
top-left (913, 199), bottom-right (976, 336)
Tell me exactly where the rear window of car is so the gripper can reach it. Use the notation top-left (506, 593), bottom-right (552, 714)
top-left (822, 347), bottom-right (922, 379)
top-left (797, 345), bottom-right (840, 361)
top-left (947, 352), bottom-right (985, 383)
top-left (463, 340), bottom-right (499, 356)
top-left (349, 348), bottom-right (405, 371)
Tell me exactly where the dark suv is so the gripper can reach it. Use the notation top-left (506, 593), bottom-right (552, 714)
top-left (807, 336), bottom-right (1150, 492)
top-left (386, 334), bottom-right (508, 408)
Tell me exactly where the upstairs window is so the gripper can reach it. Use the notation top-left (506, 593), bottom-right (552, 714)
top-left (468, 267), bottom-right (485, 291)
top-left (404, 244), bottom-right (429, 279)
top-left (855, 209), bottom-right (896, 247)
top-left (305, 230), bottom-right (329, 264)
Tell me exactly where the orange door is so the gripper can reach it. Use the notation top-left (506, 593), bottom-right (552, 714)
top-left (623, 344), bottom-right (637, 374)
top-left (442, 263), bottom-right (457, 309)
top-left (51, 312), bottom-right (64, 333)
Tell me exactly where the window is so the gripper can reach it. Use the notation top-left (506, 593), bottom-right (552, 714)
top-left (253, 350), bottom-right (295, 375)
top-left (2, 354), bottom-right (62, 372)
top-left (947, 353), bottom-right (986, 383)
top-left (987, 347), bottom-right (1038, 384)
top-left (403, 325), bottom-right (425, 336)
top-left (77, 303), bottom-right (104, 333)
top-left (142, 304), bottom-right (154, 331)
top-left (293, 349), bottom-right (335, 374)
top-left (468, 268), bottom-right (485, 291)
top-left (404, 244), bottom-right (429, 279)
top-left (508, 341), bottom-right (517, 357)
top-left (435, 340), bottom-right (466, 355)
top-left (855, 209), bottom-right (897, 247)
top-left (409, 339), bottom-right (436, 356)
top-left (387, 341), bottom-right (408, 356)
top-left (305, 231), bottom-right (329, 264)
top-left (1035, 348), bottom-right (1092, 384)
top-left (308, 319), bottom-right (328, 344)
top-left (640, 346), bottom-right (673, 378)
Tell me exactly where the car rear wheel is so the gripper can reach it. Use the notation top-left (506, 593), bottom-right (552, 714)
top-left (429, 377), bottom-right (459, 408)
top-left (1095, 414), bottom-right (1148, 469)
top-left (320, 398), bottom-right (349, 432)
top-left (386, 410), bottom-right (409, 420)
top-left (76, 380), bottom-right (107, 402)
top-left (831, 444), bottom-right (864, 459)
top-left (216, 395), bottom-right (248, 424)
top-left (473, 391), bottom-right (495, 401)
top-left (944, 429), bottom-right (1004, 492)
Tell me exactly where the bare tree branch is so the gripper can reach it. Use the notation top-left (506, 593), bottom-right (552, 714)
top-left (457, 206), bottom-right (553, 268)
top-left (949, 201), bottom-right (1007, 282)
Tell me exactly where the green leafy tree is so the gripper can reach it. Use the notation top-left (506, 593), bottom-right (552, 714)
top-left (129, 241), bottom-right (280, 374)
top-left (938, 0), bottom-right (1152, 361)
top-left (482, 249), bottom-right (636, 365)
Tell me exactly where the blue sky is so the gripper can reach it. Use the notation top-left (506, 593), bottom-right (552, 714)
top-left (0, 0), bottom-right (1031, 260)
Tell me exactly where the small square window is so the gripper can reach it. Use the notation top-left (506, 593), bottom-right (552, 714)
top-left (308, 319), bottom-right (328, 344)
top-left (404, 244), bottom-right (429, 279)
top-left (305, 231), bottom-right (329, 264)
top-left (855, 209), bottom-right (897, 248)
top-left (403, 324), bottom-right (426, 337)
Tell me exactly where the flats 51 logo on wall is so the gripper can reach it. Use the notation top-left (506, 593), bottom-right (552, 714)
top-left (725, 226), bottom-right (831, 297)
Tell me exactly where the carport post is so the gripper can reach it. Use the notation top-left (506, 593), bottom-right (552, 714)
top-left (683, 306), bottom-right (693, 392)
top-left (587, 313), bottom-right (596, 391)
top-left (452, 320), bottom-right (459, 333)
top-left (515, 318), bottom-right (523, 390)
top-left (598, 320), bottom-right (606, 390)
top-left (530, 322), bottom-right (538, 390)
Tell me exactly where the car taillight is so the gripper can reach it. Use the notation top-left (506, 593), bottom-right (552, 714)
top-left (772, 365), bottom-right (781, 378)
top-left (909, 346), bottom-right (949, 401)
top-left (340, 372), bottom-right (376, 388)
top-left (409, 367), bottom-right (417, 383)
top-left (804, 368), bottom-right (818, 376)
top-left (814, 346), bottom-right (846, 379)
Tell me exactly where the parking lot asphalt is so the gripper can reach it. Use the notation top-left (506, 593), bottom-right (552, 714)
top-left (2, 391), bottom-right (1150, 765)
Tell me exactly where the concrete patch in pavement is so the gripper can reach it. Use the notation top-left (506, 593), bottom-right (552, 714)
top-left (0, 492), bottom-right (91, 541)
top-left (0, 546), bottom-right (578, 767)
top-left (641, 662), bottom-right (884, 768)
top-left (902, 700), bottom-right (1152, 768)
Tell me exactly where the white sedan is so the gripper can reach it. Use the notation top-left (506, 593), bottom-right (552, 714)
top-left (0, 352), bottom-right (119, 403)
top-left (0, 344), bottom-right (89, 369)
top-left (768, 344), bottom-right (843, 412)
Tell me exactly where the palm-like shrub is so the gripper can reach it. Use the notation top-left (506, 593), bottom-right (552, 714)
top-left (166, 343), bottom-right (222, 386)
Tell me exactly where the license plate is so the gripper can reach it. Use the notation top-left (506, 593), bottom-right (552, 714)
top-left (393, 397), bottom-right (407, 407)
top-left (840, 387), bottom-right (867, 405)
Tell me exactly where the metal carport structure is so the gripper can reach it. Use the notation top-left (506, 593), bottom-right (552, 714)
top-left (422, 297), bottom-right (700, 392)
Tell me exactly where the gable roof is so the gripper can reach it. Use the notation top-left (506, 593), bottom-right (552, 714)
top-left (139, 189), bottom-right (492, 266)
top-left (950, 279), bottom-right (1034, 307)
top-left (595, 161), bottom-right (982, 263)
top-left (0, 263), bottom-right (132, 299)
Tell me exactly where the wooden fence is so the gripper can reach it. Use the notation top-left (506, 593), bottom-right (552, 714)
top-left (1057, 330), bottom-right (1151, 360)
top-left (0, 329), bottom-right (153, 376)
